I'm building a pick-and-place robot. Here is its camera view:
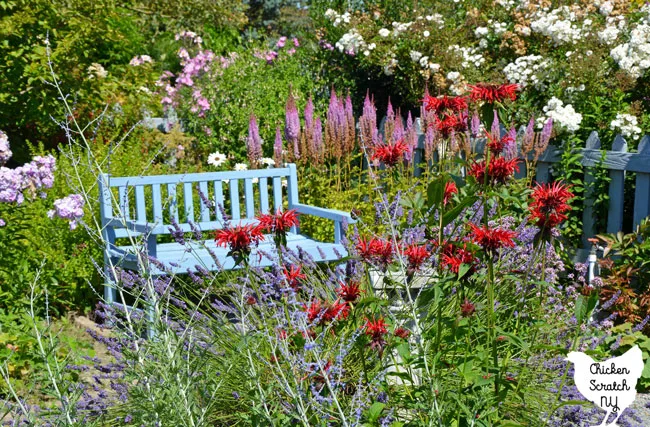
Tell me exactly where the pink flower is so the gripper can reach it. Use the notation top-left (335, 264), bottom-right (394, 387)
top-left (276, 36), bottom-right (287, 48)
top-left (293, 38), bottom-right (300, 47)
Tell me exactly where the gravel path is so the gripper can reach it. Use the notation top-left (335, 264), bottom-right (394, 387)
top-left (631, 393), bottom-right (650, 425)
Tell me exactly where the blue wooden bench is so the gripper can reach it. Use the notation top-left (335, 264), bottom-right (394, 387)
top-left (98, 164), bottom-right (354, 307)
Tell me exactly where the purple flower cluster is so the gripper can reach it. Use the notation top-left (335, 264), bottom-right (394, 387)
top-left (47, 194), bottom-right (85, 230)
top-left (0, 154), bottom-right (56, 205)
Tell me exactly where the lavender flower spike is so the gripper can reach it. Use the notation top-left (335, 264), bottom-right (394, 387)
top-left (471, 110), bottom-right (481, 138)
top-left (247, 114), bottom-right (262, 168)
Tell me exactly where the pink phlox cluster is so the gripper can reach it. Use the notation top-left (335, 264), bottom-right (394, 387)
top-left (48, 194), bottom-right (85, 230)
top-left (0, 150), bottom-right (56, 205)
top-left (175, 31), bottom-right (203, 45)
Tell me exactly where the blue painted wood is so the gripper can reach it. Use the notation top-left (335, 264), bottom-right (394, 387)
top-left (199, 181), bottom-right (210, 222)
top-left (244, 178), bottom-right (255, 218)
top-left (634, 137), bottom-right (650, 228)
top-left (167, 184), bottom-right (178, 221)
top-left (229, 179), bottom-right (241, 220)
top-left (183, 182), bottom-right (194, 222)
top-left (135, 186), bottom-right (146, 222)
top-left (259, 177), bottom-right (269, 214)
top-left (118, 186), bottom-right (130, 220)
top-left (109, 168), bottom-right (292, 187)
top-left (607, 136), bottom-right (627, 233)
top-left (272, 176), bottom-right (282, 211)
top-left (152, 184), bottom-right (163, 224)
top-left (213, 180), bottom-right (224, 221)
top-left (581, 132), bottom-right (601, 247)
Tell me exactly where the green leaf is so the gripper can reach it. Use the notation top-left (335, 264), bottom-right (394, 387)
top-left (426, 177), bottom-right (446, 209)
top-left (366, 402), bottom-right (385, 423)
top-left (442, 195), bottom-right (478, 227)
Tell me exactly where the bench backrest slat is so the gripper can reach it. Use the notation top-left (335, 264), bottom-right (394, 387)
top-left (244, 178), bottom-right (255, 218)
top-left (199, 181), bottom-right (211, 222)
top-left (183, 182), bottom-right (194, 222)
top-left (135, 186), bottom-right (146, 222)
top-left (259, 177), bottom-right (269, 214)
top-left (100, 166), bottom-right (296, 242)
top-left (167, 184), bottom-right (179, 222)
top-left (230, 179), bottom-right (241, 220)
top-left (118, 186), bottom-right (130, 220)
top-left (272, 176), bottom-right (282, 211)
top-left (214, 181), bottom-right (224, 221)
top-left (152, 184), bottom-right (163, 224)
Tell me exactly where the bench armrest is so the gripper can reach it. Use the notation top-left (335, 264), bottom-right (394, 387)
top-left (105, 218), bottom-right (151, 234)
top-left (292, 203), bottom-right (356, 224)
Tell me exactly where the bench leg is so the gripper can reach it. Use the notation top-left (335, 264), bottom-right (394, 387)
top-left (103, 264), bottom-right (117, 305)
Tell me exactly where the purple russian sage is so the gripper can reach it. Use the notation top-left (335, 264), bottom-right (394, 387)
top-left (247, 114), bottom-right (262, 168)
top-left (284, 92), bottom-right (301, 161)
top-left (274, 127), bottom-right (283, 167)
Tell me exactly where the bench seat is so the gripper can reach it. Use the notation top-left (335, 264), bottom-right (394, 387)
top-left (108, 232), bottom-right (347, 274)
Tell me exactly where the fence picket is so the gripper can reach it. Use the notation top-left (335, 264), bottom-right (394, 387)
top-left (607, 135), bottom-right (627, 233)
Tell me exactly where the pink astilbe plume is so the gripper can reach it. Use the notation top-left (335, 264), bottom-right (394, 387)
top-left (274, 127), bottom-right (283, 167)
top-left (313, 117), bottom-right (323, 163)
top-left (247, 114), bottom-right (262, 168)
top-left (359, 92), bottom-right (378, 147)
top-left (285, 92), bottom-right (301, 161)
top-left (344, 93), bottom-right (355, 154)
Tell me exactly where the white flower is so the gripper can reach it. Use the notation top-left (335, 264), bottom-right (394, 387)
top-left (538, 97), bottom-right (582, 132)
top-left (260, 157), bottom-right (275, 167)
top-left (610, 113), bottom-right (642, 140)
top-left (423, 30), bottom-right (430, 37)
top-left (429, 63), bottom-right (440, 72)
top-left (379, 28), bottom-right (390, 37)
top-left (419, 56), bottom-right (429, 68)
top-left (87, 63), bottom-right (107, 79)
top-left (600, 1), bottom-right (614, 16)
top-left (234, 163), bottom-right (248, 171)
top-left (207, 151), bottom-right (227, 167)
top-left (447, 71), bottom-right (461, 81)
top-left (475, 27), bottom-right (489, 38)
top-left (410, 50), bottom-right (423, 62)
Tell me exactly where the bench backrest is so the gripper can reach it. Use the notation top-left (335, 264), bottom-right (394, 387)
top-left (98, 164), bottom-right (299, 240)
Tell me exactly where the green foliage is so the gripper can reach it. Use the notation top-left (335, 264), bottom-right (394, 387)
top-left (177, 43), bottom-right (329, 162)
top-left (554, 136), bottom-right (584, 246)
top-left (601, 323), bottom-right (650, 391)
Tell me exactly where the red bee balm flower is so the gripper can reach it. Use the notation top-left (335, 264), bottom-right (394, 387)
top-left (325, 301), bottom-right (350, 321)
top-left (423, 95), bottom-right (468, 114)
top-left (444, 181), bottom-right (458, 205)
top-left (433, 112), bottom-right (468, 138)
top-left (394, 327), bottom-right (411, 339)
top-left (283, 265), bottom-right (306, 291)
top-left (460, 299), bottom-right (476, 317)
top-left (469, 83), bottom-right (519, 103)
top-left (215, 223), bottom-right (265, 263)
top-left (365, 317), bottom-right (388, 340)
top-left (371, 139), bottom-right (409, 167)
top-left (485, 130), bottom-right (514, 155)
top-left (305, 300), bottom-right (325, 323)
top-left (529, 181), bottom-right (574, 229)
top-left (337, 281), bottom-right (362, 303)
top-left (469, 223), bottom-right (517, 252)
top-left (403, 244), bottom-right (430, 271)
top-left (356, 237), bottom-right (394, 269)
top-left (441, 244), bottom-right (476, 274)
top-left (257, 208), bottom-right (299, 246)
top-left (468, 157), bottom-right (520, 185)
top-left (365, 317), bottom-right (389, 354)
